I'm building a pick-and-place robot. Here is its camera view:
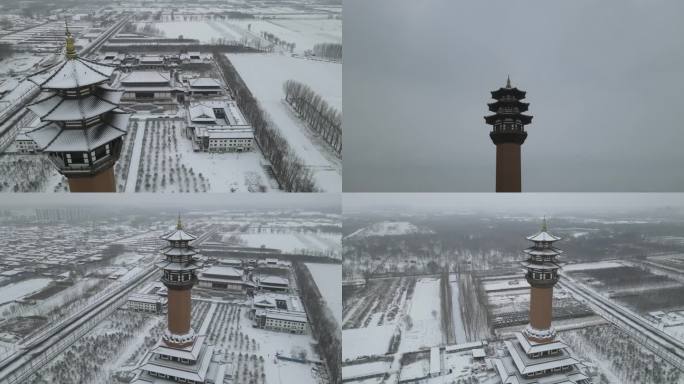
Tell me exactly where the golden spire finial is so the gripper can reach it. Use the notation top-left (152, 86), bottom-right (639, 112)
top-left (541, 216), bottom-right (548, 232)
top-left (65, 19), bottom-right (77, 60)
top-left (177, 213), bottom-right (182, 230)
top-left (506, 75), bottom-right (511, 88)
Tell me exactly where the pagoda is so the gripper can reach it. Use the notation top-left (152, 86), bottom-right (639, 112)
top-left (26, 23), bottom-right (129, 192)
top-left (485, 76), bottom-right (532, 193)
top-left (134, 216), bottom-right (227, 384)
top-left (492, 219), bottom-right (592, 384)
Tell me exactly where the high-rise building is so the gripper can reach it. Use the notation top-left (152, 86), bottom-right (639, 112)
top-left (492, 219), bottom-right (592, 383)
top-left (134, 216), bottom-right (227, 384)
top-left (485, 77), bottom-right (532, 193)
top-left (26, 24), bottom-right (129, 192)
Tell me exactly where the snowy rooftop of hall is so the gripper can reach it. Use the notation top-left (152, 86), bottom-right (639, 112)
top-left (201, 265), bottom-right (243, 277)
top-left (189, 77), bottom-right (222, 88)
top-left (120, 70), bottom-right (171, 85)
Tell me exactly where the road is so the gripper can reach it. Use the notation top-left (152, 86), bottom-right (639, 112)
top-left (560, 276), bottom-right (684, 371)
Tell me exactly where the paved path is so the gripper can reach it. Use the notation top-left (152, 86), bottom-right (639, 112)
top-left (125, 121), bottom-right (146, 192)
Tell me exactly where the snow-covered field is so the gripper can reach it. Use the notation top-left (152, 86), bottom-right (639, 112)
top-left (346, 221), bottom-right (434, 239)
top-left (306, 263), bottom-right (341, 324)
top-left (231, 18), bottom-right (341, 54)
top-left (141, 21), bottom-right (243, 43)
top-left (0, 278), bottom-right (52, 305)
top-left (235, 232), bottom-right (340, 255)
top-left (227, 53), bottom-right (341, 191)
top-left (399, 278), bottom-right (443, 352)
top-left (342, 324), bottom-right (395, 361)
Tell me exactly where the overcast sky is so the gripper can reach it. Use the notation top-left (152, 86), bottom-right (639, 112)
top-left (343, 193), bottom-right (684, 216)
top-left (343, 0), bottom-right (684, 192)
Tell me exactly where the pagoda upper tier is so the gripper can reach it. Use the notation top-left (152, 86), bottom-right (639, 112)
top-left (485, 77), bottom-right (533, 145)
top-left (28, 57), bottom-right (116, 91)
top-left (25, 25), bottom-right (129, 180)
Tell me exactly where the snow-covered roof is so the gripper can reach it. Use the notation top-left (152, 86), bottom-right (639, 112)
top-left (160, 246), bottom-right (197, 257)
top-left (196, 127), bottom-right (253, 140)
top-left (28, 89), bottom-right (123, 121)
top-left (258, 275), bottom-right (288, 286)
top-left (120, 71), bottom-right (171, 85)
top-left (128, 293), bottom-right (163, 304)
top-left (143, 342), bottom-right (213, 382)
top-left (161, 228), bottom-right (197, 242)
top-left (27, 111), bottom-right (129, 152)
top-left (151, 335), bottom-right (206, 361)
top-left (515, 333), bottom-right (568, 355)
top-left (262, 309), bottom-right (307, 323)
top-left (202, 265), bottom-right (242, 278)
top-left (189, 104), bottom-right (216, 122)
top-left (189, 77), bottom-right (222, 88)
top-left (28, 57), bottom-right (115, 90)
top-left (526, 231), bottom-right (561, 243)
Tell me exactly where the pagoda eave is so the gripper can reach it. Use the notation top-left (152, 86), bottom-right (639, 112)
top-left (487, 101), bottom-right (529, 113)
top-left (491, 87), bottom-right (526, 100)
top-left (490, 131), bottom-right (527, 145)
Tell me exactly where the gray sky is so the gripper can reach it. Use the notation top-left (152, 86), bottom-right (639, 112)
top-left (343, 0), bottom-right (684, 192)
top-left (343, 193), bottom-right (684, 216)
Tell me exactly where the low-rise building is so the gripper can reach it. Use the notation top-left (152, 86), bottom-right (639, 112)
top-left (186, 99), bottom-right (254, 152)
top-left (188, 78), bottom-right (223, 97)
top-left (256, 275), bottom-right (289, 292)
top-left (128, 293), bottom-right (167, 313)
top-left (198, 265), bottom-right (245, 291)
top-left (251, 293), bottom-right (307, 334)
top-left (119, 70), bottom-right (184, 102)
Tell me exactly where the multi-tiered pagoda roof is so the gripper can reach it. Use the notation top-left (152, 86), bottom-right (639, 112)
top-left (485, 77), bottom-right (532, 145)
top-left (26, 25), bottom-right (129, 162)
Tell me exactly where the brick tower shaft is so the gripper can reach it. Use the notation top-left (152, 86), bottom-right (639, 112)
top-left (495, 143), bottom-right (522, 192)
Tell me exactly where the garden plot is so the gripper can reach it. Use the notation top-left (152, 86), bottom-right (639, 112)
top-left (0, 154), bottom-right (63, 192)
top-left (305, 263), bottom-right (341, 324)
top-left (562, 324), bottom-right (683, 384)
top-left (132, 119), bottom-right (275, 192)
top-left (203, 302), bottom-right (325, 384)
top-left (568, 265), bottom-right (684, 314)
top-left (227, 53), bottom-right (341, 192)
top-left (342, 277), bottom-right (415, 330)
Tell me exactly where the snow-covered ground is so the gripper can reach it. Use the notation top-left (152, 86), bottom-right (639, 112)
top-left (305, 263), bottom-right (341, 324)
top-left (343, 324), bottom-right (395, 361)
top-left (227, 53), bottom-right (341, 191)
top-left (142, 21), bottom-right (243, 43)
top-left (0, 278), bottom-right (52, 305)
top-left (346, 221), bottom-right (434, 239)
top-left (449, 275), bottom-right (467, 344)
top-left (399, 278), bottom-right (443, 352)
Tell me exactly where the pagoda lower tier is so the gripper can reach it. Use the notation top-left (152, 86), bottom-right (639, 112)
top-left (493, 332), bottom-right (591, 384)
